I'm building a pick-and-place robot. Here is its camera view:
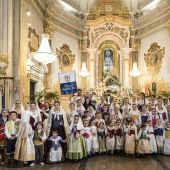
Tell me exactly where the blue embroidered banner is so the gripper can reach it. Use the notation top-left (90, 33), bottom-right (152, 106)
top-left (58, 70), bottom-right (77, 95)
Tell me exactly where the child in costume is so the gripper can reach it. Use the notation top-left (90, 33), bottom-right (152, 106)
top-left (129, 104), bottom-right (141, 128)
top-left (30, 121), bottom-right (46, 166)
top-left (94, 112), bottom-right (105, 128)
top-left (105, 120), bottom-right (117, 155)
top-left (97, 122), bottom-right (106, 155)
top-left (48, 129), bottom-right (67, 163)
top-left (136, 124), bottom-right (152, 156)
top-left (66, 115), bottom-right (87, 160)
top-left (5, 111), bottom-right (19, 166)
top-left (89, 119), bottom-right (99, 155)
top-left (150, 108), bottom-right (159, 128)
top-left (123, 118), bottom-right (129, 140)
top-left (0, 108), bottom-right (9, 165)
top-left (154, 118), bottom-right (164, 154)
top-left (146, 120), bottom-right (157, 153)
top-left (163, 122), bottom-right (170, 155)
top-left (141, 105), bottom-right (150, 124)
top-left (115, 119), bottom-right (124, 153)
top-left (125, 119), bottom-right (137, 157)
top-left (82, 120), bottom-right (92, 156)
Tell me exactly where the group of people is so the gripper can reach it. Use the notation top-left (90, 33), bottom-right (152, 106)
top-left (0, 88), bottom-right (170, 167)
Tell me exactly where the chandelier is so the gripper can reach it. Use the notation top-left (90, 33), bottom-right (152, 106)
top-left (78, 62), bottom-right (90, 77)
top-left (129, 62), bottom-right (141, 77)
top-left (33, 34), bottom-right (56, 64)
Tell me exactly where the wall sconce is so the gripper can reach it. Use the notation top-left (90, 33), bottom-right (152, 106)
top-left (12, 77), bottom-right (18, 92)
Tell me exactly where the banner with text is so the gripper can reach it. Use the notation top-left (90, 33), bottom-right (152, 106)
top-left (58, 70), bottom-right (77, 95)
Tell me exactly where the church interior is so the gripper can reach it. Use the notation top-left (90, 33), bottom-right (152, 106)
top-left (1, 0), bottom-right (170, 169)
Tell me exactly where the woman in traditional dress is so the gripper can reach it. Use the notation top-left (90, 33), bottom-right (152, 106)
top-left (120, 98), bottom-right (131, 113)
top-left (47, 101), bottom-right (68, 157)
top-left (44, 102), bottom-right (51, 113)
top-left (138, 92), bottom-right (149, 111)
top-left (75, 99), bottom-right (85, 117)
top-left (66, 115), bottom-right (87, 160)
top-left (88, 105), bottom-right (96, 119)
top-left (67, 103), bottom-right (78, 125)
top-left (11, 100), bottom-right (25, 122)
top-left (96, 97), bottom-right (106, 113)
top-left (24, 101), bottom-right (42, 130)
top-left (14, 122), bottom-right (35, 163)
top-left (109, 98), bottom-right (119, 114)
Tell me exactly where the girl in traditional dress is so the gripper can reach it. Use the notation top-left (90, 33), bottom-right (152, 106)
top-left (141, 105), bottom-right (150, 124)
top-left (89, 119), bottom-right (99, 155)
top-left (88, 105), bottom-right (96, 119)
top-left (96, 97), bottom-right (106, 113)
top-left (129, 104), bottom-right (141, 128)
top-left (109, 98), bottom-right (119, 114)
top-left (94, 112), bottom-right (105, 128)
top-left (154, 118), bottom-right (164, 154)
top-left (156, 101), bottom-right (168, 127)
top-left (83, 97), bottom-right (95, 110)
top-left (136, 124), bottom-right (152, 156)
top-left (138, 92), bottom-right (149, 112)
top-left (163, 122), bottom-right (170, 155)
top-left (150, 108), bottom-right (159, 128)
top-left (110, 107), bottom-right (122, 121)
top-left (97, 122), bottom-right (106, 155)
top-left (146, 120), bottom-right (157, 153)
top-left (67, 103), bottom-right (78, 125)
top-left (0, 108), bottom-right (9, 165)
top-left (122, 107), bottom-right (130, 119)
top-left (47, 101), bottom-right (68, 156)
top-left (44, 102), bottom-right (51, 113)
top-left (48, 129), bottom-right (67, 163)
top-left (11, 100), bottom-right (25, 123)
top-left (115, 119), bottom-right (124, 153)
top-left (125, 119), bottom-right (137, 157)
top-left (14, 121), bottom-right (35, 165)
top-left (105, 120), bottom-right (117, 155)
top-left (82, 120), bottom-right (92, 156)
top-left (102, 112), bottom-right (110, 126)
top-left (123, 118), bottom-right (129, 140)
top-left (130, 95), bottom-right (138, 106)
top-left (120, 98), bottom-right (131, 114)
top-left (75, 99), bottom-right (85, 117)
top-left (5, 111), bottom-right (19, 166)
top-left (66, 115), bottom-right (87, 160)
top-left (24, 101), bottom-right (42, 130)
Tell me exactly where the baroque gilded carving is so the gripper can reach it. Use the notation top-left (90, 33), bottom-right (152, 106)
top-left (91, 22), bottom-right (128, 44)
top-left (56, 44), bottom-right (75, 72)
top-left (0, 54), bottom-right (9, 76)
top-left (144, 43), bottom-right (165, 75)
top-left (130, 39), bottom-right (141, 51)
top-left (87, 0), bottom-right (130, 20)
top-left (146, 77), bottom-right (170, 95)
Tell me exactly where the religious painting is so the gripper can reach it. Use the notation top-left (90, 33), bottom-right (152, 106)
top-left (104, 49), bottom-right (114, 70)
top-left (144, 43), bottom-right (165, 75)
top-left (28, 27), bottom-right (39, 52)
top-left (56, 44), bottom-right (75, 72)
top-left (152, 82), bottom-right (157, 93)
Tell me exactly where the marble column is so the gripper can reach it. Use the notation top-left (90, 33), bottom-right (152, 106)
top-left (121, 48), bottom-right (132, 87)
top-left (87, 48), bottom-right (97, 88)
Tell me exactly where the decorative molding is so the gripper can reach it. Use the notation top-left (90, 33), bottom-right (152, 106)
top-left (56, 44), bottom-right (75, 72)
top-left (91, 22), bottom-right (129, 44)
top-left (144, 43), bottom-right (165, 76)
top-left (28, 27), bottom-right (39, 52)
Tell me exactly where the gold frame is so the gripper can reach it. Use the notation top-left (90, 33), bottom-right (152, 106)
top-left (28, 27), bottom-right (39, 52)
top-left (144, 43), bottom-right (165, 75)
top-left (98, 42), bottom-right (119, 81)
top-left (0, 54), bottom-right (9, 76)
top-left (56, 44), bottom-right (75, 72)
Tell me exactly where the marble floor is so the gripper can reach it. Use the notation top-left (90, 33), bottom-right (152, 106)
top-left (0, 155), bottom-right (169, 170)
